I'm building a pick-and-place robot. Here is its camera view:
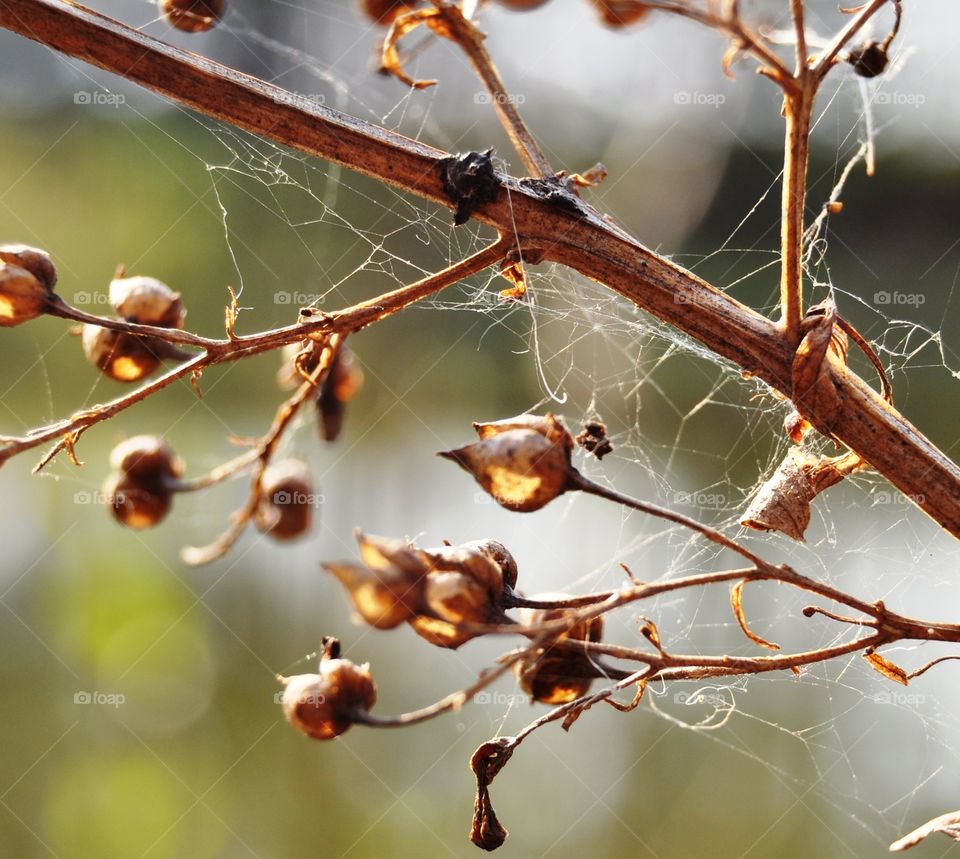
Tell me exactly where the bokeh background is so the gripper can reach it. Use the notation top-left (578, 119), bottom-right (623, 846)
top-left (1, 1), bottom-right (960, 857)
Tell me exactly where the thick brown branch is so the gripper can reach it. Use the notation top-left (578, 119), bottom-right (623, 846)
top-left (1, 0), bottom-right (958, 538)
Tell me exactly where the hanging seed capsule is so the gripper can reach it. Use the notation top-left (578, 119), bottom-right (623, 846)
top-left (254, 459), bottom-right (315, 541)
top-left (0, 244), bottom-right (57, 291)
top-left (279, 638), bottom-right (376, 740)
top-left (515, 595), bottom-right (604, 704)
top-left (109, 274), bottom-right (184, 328)
top-left (439, 414), bottom-right (574, 512)
top-left (159, 0), bottom-right (225, 33)
top-left (81, 324), bottom-right (162, 383)
top-left (103, 435), bottom-right (183, 529)
top-left (0, 264), bottom-right (50, 328)
top-left (317, 346), bottom-right (364, 443)
top-left (358, 0), bottom-right (418, 25)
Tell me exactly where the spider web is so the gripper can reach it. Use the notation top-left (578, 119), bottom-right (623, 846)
top-left (7, 0), bottom-right (960, 855)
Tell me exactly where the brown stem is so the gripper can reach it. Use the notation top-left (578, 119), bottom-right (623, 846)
top-left (780, 85), bottom-right (813, 342)
top-left (1, 1), bottom-right (959, 538)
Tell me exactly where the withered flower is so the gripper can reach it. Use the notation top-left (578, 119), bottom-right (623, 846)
top-left (439, 414), bottom-right (574, 512)
top-left (279, 637), bottom-right (376, 741)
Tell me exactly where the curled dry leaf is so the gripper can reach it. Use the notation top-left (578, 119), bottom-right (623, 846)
top-left (890, 810), bottom-right (960, 851)
top-left (470, 738), bottom-right (516, 851)
top-left (730, 580), bottom-right (780, 650)
top-left (575, 419), bottom-right (613, 460)
top-left (791, 299), bottom-right (847, 430)
top-left (497, 261), bottom-right (526, 302)
top-left (381, 8), bottom-right (453, 89)
top-left (864, 648), bottom-right (908, 686)
top-left (439, 413), bottom-right (574, 512)
top-left (741, 447), bottom-right (863, 541)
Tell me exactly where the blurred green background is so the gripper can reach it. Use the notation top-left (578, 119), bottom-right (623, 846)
top-left (1, 1), bottom-right (960, 857)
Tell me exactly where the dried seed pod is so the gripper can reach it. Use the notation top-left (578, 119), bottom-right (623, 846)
top-left (358, 0), bottom-right (418, 25)
top-left (0, 244), bottom-right (57, 290)
top-left (104, 435), bottom-right (183, 530)
top-left (439, 414), bottom-right (574, 512)
top-left (110, 434), bottom-right (183, 481)
top-left (103, 471), bottom-right (174, 529)
top-left (515, 595), bottom-right (604, 704)
top-left (589, 0), bottom-right (651, 27)
top-left (254, 459), bottom-right (314, 541)
top-left (317, 346), bottom-right (364, 443)
top-left (109, 275), bottom-right (184, 328)
top-left (159, 0), bottom-right (225, 33)
top-left (323, 533), bottom-right (430, 630)
top-left (0, 264), bottom-right (50, 328)
top-left (323, 535), bottom-right (517, 648)
top-left (81, 324), bottom-right (162, 382)
top-left (848, 42), bottom-right (889, 78)
top-left (491, 0), bottom-right (551, 9)
top-left (280, 639), bottom-right (376, 740)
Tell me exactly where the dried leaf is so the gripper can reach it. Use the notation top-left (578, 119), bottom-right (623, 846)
top-left (381, 8), bottom-right (451, 89)
top-left (604, 679), bottom-right (647, 712)
top-left (568, 162), bottom-right (608, 188)
top-left (741, 447), bottom-right (862, 541)
top-left (470, 738), bottom-right (515, 851)
top-left (791, 299), bottom-right (846, 428)
top-left (730, 581), bottom-right (780, 650)
top-left (640, 617), bottom-right (662, 650)
top-left (890, 810), bottom-right (960, 851)
top-left (497, 262), bottom-right (526, 301)
top-left (864, 648), bottom-right (909, 686)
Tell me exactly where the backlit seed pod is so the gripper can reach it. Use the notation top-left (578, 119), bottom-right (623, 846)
top-left (254, 459), bottom-right (314, 540)
top-left (358, 0), bottom-right (418, 25)
top-left (317, 346), bottom-right (364, 443)
top-left (110, 434), bottom-right (183, 483)
top-left (109, 275), bottom-right (184, 328)
top-left (848, 42), bottom-right (888, 78)
top-left (439, 413), bottom-right (574, 512)
top-left (0, 264), bottom-right (50, 327)
top-left (491, 0), bottom-right (551, 9)
top-left (589, 0), bottom-right (651, 27)
top-left (280, 640), bottom-right (376, 740)
top-left (103, 435), bottom-right (184, 529)
top-left (515, 595), bottom-right (604, 704)
top-left (103, 471), bottom-right (173, 529)
top-left (159, 0), bottom-right (225, 33)
top-left (0, 244), bottom-right (57, 290)
top-left (81, 324), bottom-right (161, 382)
